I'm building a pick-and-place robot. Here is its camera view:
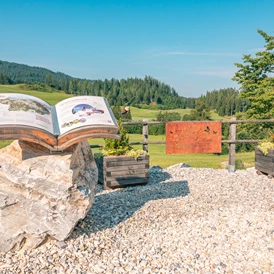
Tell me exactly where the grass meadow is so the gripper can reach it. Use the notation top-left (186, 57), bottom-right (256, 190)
top-left (0, 84), bottom-right (73, 105)
top-left (130, 106), bottom-right (228, 121)
top-left (0, 85), bottom-right (255, 169)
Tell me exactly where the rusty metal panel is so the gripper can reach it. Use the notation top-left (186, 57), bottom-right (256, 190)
top-left (166, 121), bottom-right (222, 154)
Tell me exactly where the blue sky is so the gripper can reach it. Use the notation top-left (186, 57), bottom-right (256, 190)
top-left (0, 0), bottom-right (273, 98)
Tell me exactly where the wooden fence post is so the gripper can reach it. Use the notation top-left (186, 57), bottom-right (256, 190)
top-left (142, 119), bottom-right (148, 152)
top-left (228, 117), bottom-right (236, 172)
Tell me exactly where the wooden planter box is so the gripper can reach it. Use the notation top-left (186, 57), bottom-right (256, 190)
top-left (95, 154), bottom-right (150, 189)
top-left (255, 147), bottom-right (274, 176)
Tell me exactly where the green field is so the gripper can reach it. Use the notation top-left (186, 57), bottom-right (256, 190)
top-left (0, 85), bottom-right (254, 169)
top-left (130, 106), bottom-right (228, 121)
top-left (0, 84), bottom-right (73, 105)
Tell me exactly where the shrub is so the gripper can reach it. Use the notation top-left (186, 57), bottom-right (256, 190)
top-left (97, 120), bottom-right (148, 160)
top-left (257, 131), bottom-right (274, 155)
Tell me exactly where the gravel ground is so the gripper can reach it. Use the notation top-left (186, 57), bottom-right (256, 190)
top-left (0, 164), bottom-right (274, 274)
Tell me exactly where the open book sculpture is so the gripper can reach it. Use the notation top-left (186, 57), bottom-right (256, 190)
top-left (0, 93), bottom-right (119, 151)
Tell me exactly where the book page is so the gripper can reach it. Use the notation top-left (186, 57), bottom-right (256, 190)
top-left (55, 96), bottom-right (117, 135)
top-left (0, 93), bottom-right (54, 134)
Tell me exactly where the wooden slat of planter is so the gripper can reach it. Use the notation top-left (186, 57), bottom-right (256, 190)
top-left (255, 160), bottom-right (274, 169)
top-left (106, 161), bottom-right (146, 168)
top-left (105, 164), bottom-right (148, 172)
top-left (255, 148), bottom-right (274, 175)
top-left (255, 156), bottom-right (273, 166)
top-left (106, 178), bottom-right (149, 188)
top-left (255, 154), bottom-right (274, 163)
top-left (104, 155), bottom-right (149, 161)
top-left (256, 161), bottom-right (274, 170)
top-left (255, 158), bottom-right (274, 166)
top-left (106, 171), bottom-right (147, 177)
top-left (255, 152), bottom-right (274, 163)
top-left (95, 157), bottom-right (149, 166)
top-left (105, 158), bottom-right (148, 168)
top-left (106, 170), bottom-right (150, 179)
top-left (256, 162), bottom-right (274, 171)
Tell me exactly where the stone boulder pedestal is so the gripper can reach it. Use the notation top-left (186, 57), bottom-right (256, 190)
top-left (0, 140), bottom-right (97, 253)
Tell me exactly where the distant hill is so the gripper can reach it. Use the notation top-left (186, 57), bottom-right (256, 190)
top-left (0, 60), bottom-right (75, 91)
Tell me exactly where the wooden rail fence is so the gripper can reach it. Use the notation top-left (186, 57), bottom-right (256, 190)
top-left (91, 118), bottom-right (274, 172)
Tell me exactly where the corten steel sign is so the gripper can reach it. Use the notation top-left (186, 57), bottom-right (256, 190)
top-left (166, 121), bottom-right (222, 154)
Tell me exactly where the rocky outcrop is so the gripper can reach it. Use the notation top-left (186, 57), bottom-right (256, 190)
top-left (0, 140), bottom-right (97, 253)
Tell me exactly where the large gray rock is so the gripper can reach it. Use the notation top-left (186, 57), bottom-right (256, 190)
top-left (0, 140), bottom-right (97, 253)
